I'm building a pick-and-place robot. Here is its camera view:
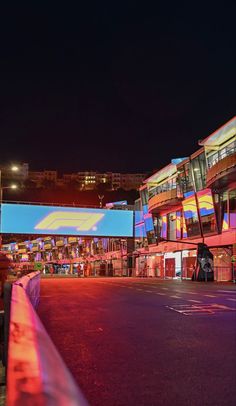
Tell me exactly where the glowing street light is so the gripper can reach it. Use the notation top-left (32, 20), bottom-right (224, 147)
top-left (0, 165), bottom-right (19, 199)
top-left (0, 165), bottom-right (19, 248)
top-left (0, 184), bottom-right (18, 203)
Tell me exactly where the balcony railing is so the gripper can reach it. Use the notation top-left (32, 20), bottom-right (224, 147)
top-left (148, 189), bottom-right (181, 212)
top-left (207, 141), bottom-right (236, 169)
top-left (148, 183), bottom-right (176, 199)
top-left (206, 151), bottom-right (236, 187)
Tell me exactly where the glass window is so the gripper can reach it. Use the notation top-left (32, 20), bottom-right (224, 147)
top-left (226, 140), bottom-right (236, 155)
top-left (197, 189), bottom-right (217, 235)
top-left (154, 215), bottom-right (161, 239)
top-left (229, 189), bottom-right (236, 228)
top-left (177, 162), bottom-right (194, 194)
top-left (208, 152), bottom-right (218, 168)
top-left (167, 212), bottom-right (177, 240)
top-left (161, 215), bottom-right (167, 238)
top-left (176, 211), bottom-right (182, 239)
top-left (221, 192), bottom-right (229, 231)
top-left (182, 195), bottom-right (201, 238)
top-left (184, 162), bottom-right (193, 191)
top-left (140, 188), bottom-right (148, 205)
top-left (191, 153), bottom-right (206, 191)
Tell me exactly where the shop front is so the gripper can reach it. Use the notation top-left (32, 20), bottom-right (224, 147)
top-left (164, 251), bottom-right (182, 279)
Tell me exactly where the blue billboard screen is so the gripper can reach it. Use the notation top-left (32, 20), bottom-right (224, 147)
top-left (1, 203), bottom-right (134, 237)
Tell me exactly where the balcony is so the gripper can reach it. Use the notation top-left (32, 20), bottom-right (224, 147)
top-left (148, 188), bottom-right (182, 213)
top-left (206, 151), bottom-right (236, 189)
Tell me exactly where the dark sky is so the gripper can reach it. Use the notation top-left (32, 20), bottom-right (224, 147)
top-left (0, 3), bottom-right (235, 174)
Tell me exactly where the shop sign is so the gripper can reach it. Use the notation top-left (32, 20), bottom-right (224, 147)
top-left (68, 237), bottom-right (77, 244)
top-left (56, 240), bottom-right (64, 247)
top-left (44, 243), bottom-right (52, 250)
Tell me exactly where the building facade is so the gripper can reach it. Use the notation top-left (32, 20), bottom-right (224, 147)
top-left (134, 116), bottom-right (236, 281)
top-left (26, 170), bottom-right (147, 191)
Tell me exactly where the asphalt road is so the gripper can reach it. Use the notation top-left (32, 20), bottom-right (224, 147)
top-left (38, 278), bottom-right (236, 406)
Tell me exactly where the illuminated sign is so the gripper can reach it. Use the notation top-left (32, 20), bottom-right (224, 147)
top-left (56, 239), bottom-right (65, 247)
top-left (68, 237), bottom-right (78, 244)
top-left (18, 243), bottom-right (27, 254)
top-left (31, 240), bottom-right (40, 252)
top-left (1, 203), bottom-right (134, 237)
top-left (44, 243), bottom-right (52, 250)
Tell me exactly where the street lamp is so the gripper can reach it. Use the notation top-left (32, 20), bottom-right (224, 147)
top-left (0, 165), bottom-right (19, 248)
top-left (0, 184), bottom-right (18, 203)
top-left (0, 165), bottom-right (19, 200)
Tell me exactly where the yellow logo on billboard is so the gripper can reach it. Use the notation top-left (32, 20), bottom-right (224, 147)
top-left (35, 211), bottom-right (104, 231)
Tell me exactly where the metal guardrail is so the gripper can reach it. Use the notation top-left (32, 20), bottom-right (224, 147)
top-left (6, 272), bottom-right (88, 406)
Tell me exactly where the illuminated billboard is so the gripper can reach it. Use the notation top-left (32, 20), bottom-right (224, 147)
top-left (1, 203), bottom-right (134, 237)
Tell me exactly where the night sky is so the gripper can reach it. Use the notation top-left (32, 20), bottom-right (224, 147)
top-left (1, 3), bottom-right (235, 174)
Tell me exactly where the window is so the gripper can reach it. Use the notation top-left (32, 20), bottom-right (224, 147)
top-left (177, 162), bottom-right (193, 194)
top-left (191, 153), bottom-right (206, 191)
top-left (197, 189), bottom-right (217, 235)
top-left (161, 215), bottom-right (167, 238)
top-left (182, 195), bottom-right (201, 238)
top-left (229, 189), bottom-right (236, 228)
top-left (140, 188), bottom-right (148, 206)
top-left (167, 212), bottom-right (177, 240)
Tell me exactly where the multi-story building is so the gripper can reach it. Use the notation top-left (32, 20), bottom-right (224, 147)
top-left (120, 173), bottom-right (147, 191)
top-left (135, 116), bottom-right (236, 281)
top-left (27, 170), bottom-right (147, 191)
top-left (28, 170), bottom-right (58, 187)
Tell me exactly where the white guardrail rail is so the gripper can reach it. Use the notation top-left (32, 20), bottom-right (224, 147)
top-left (6, 271), bottom-right (88, 406)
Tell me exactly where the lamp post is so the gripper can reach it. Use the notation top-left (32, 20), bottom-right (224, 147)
top-left (0, 165), bottom-right (19, 248)
top-left (0, 184), bottom-right (18, 204)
